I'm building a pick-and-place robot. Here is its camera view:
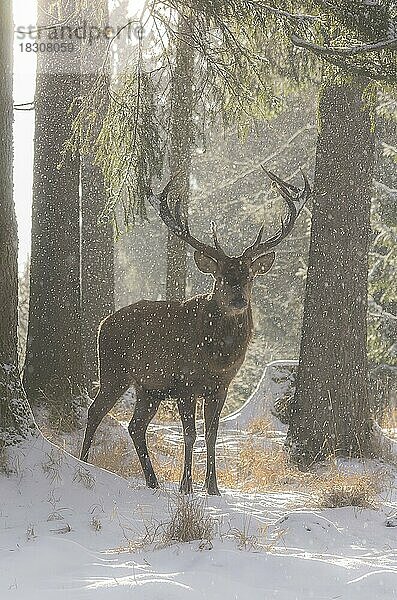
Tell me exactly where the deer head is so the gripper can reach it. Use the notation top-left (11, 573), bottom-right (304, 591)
top-left (149, 168), bottom-right (310, 316)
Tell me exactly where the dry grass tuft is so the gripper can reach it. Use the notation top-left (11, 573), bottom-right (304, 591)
top-left (316, 471), bottom-right (382, 509)
top-left (218, 442), bottom-right (312, 492)
top-left (154, 447), bottom-right (188, 484)
top-left (228, 522), bottom-right (259, 551)
top-left (84, 413), bottom-right (387, 512)
top-left (73, 466), bottom-right (96, 489)
top-left (90, 516), bottom-right (102, 532)
top-left (154, 398), bottom-right (204, 424)
top-left (154, 399), bottom-right (180, 423)
top-left (380, 407), bottom-right (397, 439)
top-left (41, 449), bottom-right (63, 484)
top-left (247, 416), bottom-right (272, 436)
top-left (90, 438), bottom-right (142, 479)
top-left (149, 430), bottom-right (177, 457)
top-left (109, 403), bottom-right (132, 424)
top-left (162, 494), bottom-right (215, 544)
top-left (119, 493), bottom-right (216, 552)
top-left (216, 439), bottom-right (385, 509)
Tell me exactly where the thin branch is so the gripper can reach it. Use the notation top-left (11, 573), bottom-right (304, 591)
top-left (164, 0), bottom-right (321, 25)
top-left (193, 124), bottom-right (315, 201)
top-left (254, 2), bottom-right (321, 23)
top-left (14, 101), bottom-right (35, 111)
top-left (291, 42), bottom-right (397, 84)
top-left (100, 0), bottom-right (151, 91)
top-left (20, 13), bottom-right (76, 35)
top-left (291, 34), bottom-right (397, 57)
top-left (375, 183), bottom-right (397, 198)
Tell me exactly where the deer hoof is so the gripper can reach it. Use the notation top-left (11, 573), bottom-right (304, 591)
top-left (146, 477), bottom-right (159, 490)
top-left (205, 480), bottom-right (221, 496)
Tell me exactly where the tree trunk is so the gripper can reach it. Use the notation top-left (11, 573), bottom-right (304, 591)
top-left (166, 14), bottom-right (194, 302)
top-left (24, 1), bottom-right (83, 423)
top-left (81, 2), bottom-right (114, 389)
top-left (286, 80), bottom-right (376, 466)
top-left (0, 0), bottom-right (35, 448)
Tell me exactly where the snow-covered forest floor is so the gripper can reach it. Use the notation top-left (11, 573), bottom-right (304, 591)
top-left (2, 363), bottom-right (397, 599)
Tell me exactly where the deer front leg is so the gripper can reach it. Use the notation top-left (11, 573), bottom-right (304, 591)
top-left (128, 390), bottom-right (162, 489)
top-left (177, 396), bottom-right (197, 494)
top-left (204, 387), bottom-right (227, 496)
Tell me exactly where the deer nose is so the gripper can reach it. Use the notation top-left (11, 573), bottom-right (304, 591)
top-left (231, 297), bottom-right (247, 310)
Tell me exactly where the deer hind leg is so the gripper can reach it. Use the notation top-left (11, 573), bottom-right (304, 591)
top-left (203, 387), bottom-right (227, 496)
top-left (177, 395), bottom-right (197, 494)
top-left (128, 389), bottom-right (163, 489)
top-left (80, 374), bottom-right (131, 462)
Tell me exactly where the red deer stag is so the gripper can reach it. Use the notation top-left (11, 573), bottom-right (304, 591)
top-left (80, 169), bottom-right (310, 495)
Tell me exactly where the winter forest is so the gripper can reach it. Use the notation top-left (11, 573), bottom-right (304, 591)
top-left (1, 0), bottom-right (397, 598)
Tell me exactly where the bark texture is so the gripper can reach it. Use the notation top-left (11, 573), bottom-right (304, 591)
top-left (287, 80), bottom-right (376, 466)
top-left (166, 14), bottom-right (194, 302)
top-left (24, 1), bottom-right (83, 416)
top-left (81, 2), bottom-right (114, 388)
top-left (0, 1), bottom-right (17, 369)
top-left (0, 1), bottom-right (35, 447)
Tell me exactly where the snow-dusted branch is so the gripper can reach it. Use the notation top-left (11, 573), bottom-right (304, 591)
top-left (253, 3), bottom-right (321, 24)
top-left (374, 180), bottom-right (397, 197)
top-left (165, 1), bottom-right (321, 25)
top-left (291, 34), bottom-right (397, 57)
top-left (14, 102), bottom-right (35, 111)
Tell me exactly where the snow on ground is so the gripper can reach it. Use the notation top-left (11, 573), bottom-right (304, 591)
top-left (222, 360), bottom-right (297, 430)
top-left (2, 431), bottom-right (397, 599)
top-left (1, 365), bottom-right (397, 599)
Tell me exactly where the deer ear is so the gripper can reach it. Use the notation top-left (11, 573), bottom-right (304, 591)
top-left (250, 252), bottom-right (275, 276)
top-left (194, 251), bottom-right (218, 275)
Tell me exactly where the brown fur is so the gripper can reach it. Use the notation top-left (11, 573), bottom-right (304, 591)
top-left (80, 255), bottom-right (268, 495)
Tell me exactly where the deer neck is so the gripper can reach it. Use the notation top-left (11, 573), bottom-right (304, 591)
top-left (200, 296), bottom-right (253, 367)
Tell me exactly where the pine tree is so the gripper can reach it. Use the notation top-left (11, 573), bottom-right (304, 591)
top-left (24, 0), bottom-right (84, 424)
top-left (81, 2), bottom-right (115, 387)
top-left (166, 13), bottom-right (195, 302)
top-left (282, 1), bottom-right (395, 465)
top-left (0, 0), bottom-right (35, 449)
top-left (286, 79), bottom-right (376, 464)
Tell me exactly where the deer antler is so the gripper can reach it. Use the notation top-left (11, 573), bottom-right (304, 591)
top-left (242, 168), bottom-right (311, 261)
top-left (148, 181), bottom-right (228, 261)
